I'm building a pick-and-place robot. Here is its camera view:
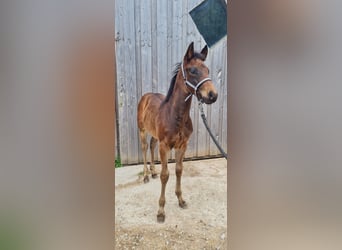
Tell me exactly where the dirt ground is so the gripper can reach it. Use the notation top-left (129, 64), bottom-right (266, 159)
top-left (115, 158), bottom-right (227, 249)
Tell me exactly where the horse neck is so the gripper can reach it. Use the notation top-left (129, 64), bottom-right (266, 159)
top-left (168, 74), bottom-right (193, 120)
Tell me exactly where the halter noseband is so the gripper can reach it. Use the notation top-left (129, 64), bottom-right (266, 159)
top-left (181, 61), bottom-right (212, 102)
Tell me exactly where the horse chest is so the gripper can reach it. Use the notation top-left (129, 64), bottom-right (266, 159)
top-left (171, 123), bottom-right (193, 149)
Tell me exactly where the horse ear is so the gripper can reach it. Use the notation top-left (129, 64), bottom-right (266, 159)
top-left (184, 42), bottom-right (194, 61)
top-left (201, 45), bottom-right (208, 60)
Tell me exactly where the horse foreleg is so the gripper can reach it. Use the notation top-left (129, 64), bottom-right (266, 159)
top-left (139, 130), bottom-right (149, 183)
top-left (175, 146), bottom-right (187, 208)
top-left (150, 137), bottom-right (158, 178)
top-left (157, 142), bottom-right (170, 222)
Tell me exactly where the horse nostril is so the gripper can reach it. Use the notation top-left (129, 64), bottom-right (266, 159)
top-left (208, 91), bottom-right (217, 101)
top-left (209, 91), bottom-right (213, 98)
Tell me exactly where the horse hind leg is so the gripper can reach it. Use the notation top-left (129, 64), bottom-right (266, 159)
top-left (150, 137), bottom-right (158, 178)
top-left (139, 130), bottom-right (149, 183)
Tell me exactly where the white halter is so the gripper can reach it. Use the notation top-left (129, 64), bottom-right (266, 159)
top-left (181, 61), bottom-right (211, 102)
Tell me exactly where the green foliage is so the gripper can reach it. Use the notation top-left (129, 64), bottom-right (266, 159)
top-left (0, 214), bottom-right (33, 250)
top-left (115, 156), bottom-right (122, 168)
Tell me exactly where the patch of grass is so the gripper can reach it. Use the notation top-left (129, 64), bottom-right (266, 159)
top-left (115, 156), bottom-right (122, 168)
top-left (0, 214), bottom-right (33, 250)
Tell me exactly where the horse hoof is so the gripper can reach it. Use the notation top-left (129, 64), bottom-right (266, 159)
top-left (179, 201), bottom-right (187, 209)
top-left (143, 176), bottom-right (149, 183)
top-left (151, 173), bottom-right (158, 179)
top-left (157, 213), bottom-right (165, 223)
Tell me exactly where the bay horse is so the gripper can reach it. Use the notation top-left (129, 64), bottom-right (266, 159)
top-left (137, 42), bottom-right (218, 222)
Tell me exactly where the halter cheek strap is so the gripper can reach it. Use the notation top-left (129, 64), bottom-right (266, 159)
top-left (181, 61), bottom-right (212, 102)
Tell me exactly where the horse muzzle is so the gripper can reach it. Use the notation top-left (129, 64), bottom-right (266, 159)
top-left (198, 88), bottom-right (218, 104)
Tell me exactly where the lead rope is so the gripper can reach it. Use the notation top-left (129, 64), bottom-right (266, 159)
top-left (198, 101), bottom-right (228, 159)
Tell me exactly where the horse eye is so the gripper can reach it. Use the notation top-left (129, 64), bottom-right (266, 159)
top-left (189, 67), bottom-right (198, 75)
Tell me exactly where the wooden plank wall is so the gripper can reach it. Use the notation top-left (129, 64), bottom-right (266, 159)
top-left (115, 0), bottom-right (227, 165)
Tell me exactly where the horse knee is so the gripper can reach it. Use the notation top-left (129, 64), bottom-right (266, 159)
top-left (160, 171), bottom-right (169, 183)
top-left (141, 142), bottom-right (148, 151)
top-left (175, 166), bottom-right (183, 177)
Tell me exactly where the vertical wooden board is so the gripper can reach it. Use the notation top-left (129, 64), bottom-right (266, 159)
top-left (151, 0), bottom-right (158, 93)
top-left (219, 39), bottom-right (228, 155)
top-left (167, 0), bottom-right (183, 89)
top-left (118, 0), bottom-right (128, 164)
top-left (134, 0), bottom-right (142, 98)
top-left (137, 0), bottom-right (151, 164)
top-left (181, 0), bottom-right (189, 46)
top-left (156, 0), bottom-right (168, 98)
top-left (221, 38), bottom-right (228, 153)
top-left (222, 39), bottom-right (228, 153)
top-left (166, 0), bottom-right (173, 84)
top-left (150, 0), bottom-right (159, 164)
top-left (217, 39), bottom-right (227, 150)
top-left (115, 0), bottom-right (129, 164)
top-left (171, 0), bottom-right (183, 66)
top-left (220, 39), bottom-right (227, 152)
top-left (124, 0), bottom-right (139, 164)
top-left (151, 0), bottom-right (161, 161)
top-left (134, 0), bottom-right (143, 163)
top-left (140, 1), bottom-right (153, 95)
top-left (154, 0), bottom-right (169, 162)
top-left (209, 40), bottom-right (225, 155)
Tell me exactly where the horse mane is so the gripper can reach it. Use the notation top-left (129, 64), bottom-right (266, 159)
top-left (162, 62), bottom-right (181, 104)
top-left (161, 52), bottom-right (205, 105)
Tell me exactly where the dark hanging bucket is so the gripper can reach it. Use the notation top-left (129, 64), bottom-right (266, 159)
top-left (189, 0), bottom-right (227, 47)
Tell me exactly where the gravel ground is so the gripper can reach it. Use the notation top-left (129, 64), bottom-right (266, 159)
top-left (115, 158), bottom-right (227, 249)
